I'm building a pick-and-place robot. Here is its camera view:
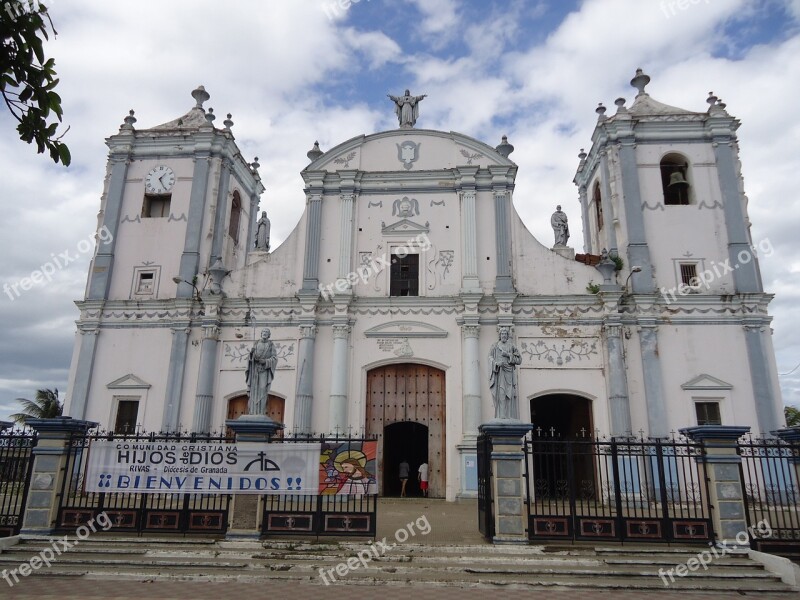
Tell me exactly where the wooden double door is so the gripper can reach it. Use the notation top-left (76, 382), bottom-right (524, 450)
top-left (366, 364), bottom-right (445, 498)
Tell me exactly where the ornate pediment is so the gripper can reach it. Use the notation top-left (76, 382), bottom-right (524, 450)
top-left (107, 374), bottom-right (151, 389)
top-left (381, 218), bottom-right (430, 236)
top-left (681, 374), bottom-right (733, 390)
top-left (364, 321), bottom-right (448, 338)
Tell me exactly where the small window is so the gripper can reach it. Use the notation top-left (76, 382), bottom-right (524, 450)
top-left (679, 263), bottom-right (699, 288)
top-left (593, 181), bottom-right (603, 230)
top-left (142, 194), bottom-right (171, 218)
top-left (661, 154), bottom-right (690, 205)
top-left (114, 399), bottom-right (139, 434)
top-left (390, 254), bottom-right (419, 297)
top-left (228, 191), bottom-right (242, 243)
top-left (135, 272), bottom-right (155, 294)
top-left (695, 402), bottom-right (721, 426)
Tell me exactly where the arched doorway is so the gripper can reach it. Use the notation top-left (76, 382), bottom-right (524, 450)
top-left (226, 394), bottom-right (285, 437)
top-left (366, 364), bottom-right (445, 498)
top-left (530, 394), bottom-right (593, 439)
top-left (383, 422), bottom-right (428, 497)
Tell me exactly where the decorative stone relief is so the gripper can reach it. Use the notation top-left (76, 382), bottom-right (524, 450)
top-left (392, 196), bottom-right (420, 218)
top-left (167, 213), bottom-right (187, 222)
top-left (396, 140), bottom-right (420, 170)
top-left (459, 148), bottom-right (483, 165)
top-left (334, 151), bottom-right (357, 168)
top-left (377, 337), bottom-right (414, 357)
top-left (368, 201), bottom-right (383, 209)
top-left (223, 340), bottom-right (296, 370)
top-left (519, 339), bottom-right (600, 368)
top-left (430, 200), bottom-right (445, 207)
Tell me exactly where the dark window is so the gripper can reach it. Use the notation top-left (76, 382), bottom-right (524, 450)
top-left (136, 271), bottom-right (155, 294)
top-left (114, 400), bottom-right (139, 434)
top-left (229, 191), bottom-right (242, 243)
top-left (661, 154), bottom-right (690, 205)
top-left (695, 402), bottom-right (721, 426)
top-left (142, 194), bottom-right (171, 218)
top-left (679, 263), bottom-right (699, 287)
top-left (593, 181), bottom-right (603, 230)
top-left (390, 254), bottom-right (419, 296)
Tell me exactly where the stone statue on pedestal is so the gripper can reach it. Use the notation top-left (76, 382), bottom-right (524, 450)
top-left (551, 205), bottom-right (570, 246)
top-left (488, 327), bottom-right (522, 419)
top-left (255, 211), bottom-right (270, 251)
top-left (388, 89), bottom-right (427, 128)
top-left (245, 328), bottom-right (277, 415)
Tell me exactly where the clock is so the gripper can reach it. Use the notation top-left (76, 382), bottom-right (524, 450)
top-left (145, 165), bottom-right (175, 194)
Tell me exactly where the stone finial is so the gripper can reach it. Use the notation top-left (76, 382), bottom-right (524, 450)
top-left (121, 109), bottom-right (137, 129)
top-left (192, 85), bottom-right (210, 109)
top-left (596, 103), bottom-right (607, 120)
top-left (223, 113), bottom-right (234, 130)
top-left (707, 91), bottom-right (718, 106)
top-left (307, 141), bottom-right (324, 162)
top-left (496, 135), bottom-right (514, 158)
top-left (205, 108), bottom-right (215, 124)
top-left (251, 157), bottom-right (260, 171)
top-left (614, 97), bottom-right (627, 113)
top-left (630, 68), bottom-right (650, 96)
top-left (578, 148), bottom-right (587, 161)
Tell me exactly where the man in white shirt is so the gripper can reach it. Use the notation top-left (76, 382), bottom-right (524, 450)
top-left (418, 461), bottom-right (429, 497)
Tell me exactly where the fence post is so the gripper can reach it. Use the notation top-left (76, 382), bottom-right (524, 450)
top-left (225, 415), bottom-right (283, 539)
top-left (478, 421), bottom-right (533, 544)
top-left (680, 425), bottom-right (750, 545)
top-left (20, 417), bottom-right (97, 535)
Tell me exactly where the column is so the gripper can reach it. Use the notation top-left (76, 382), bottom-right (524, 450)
top-left (458, 167), bottom-right (480, 292)
top-left (176, 151), bottom-right (212, 298)
top-left (605, 319), bottom-right (632, 436)
top-left (681, 425), bottom-right (751, 544)
top-left (193, 324), bottom-right (220, 433)
top-left (328, 324), bottom-right (350, 434)
top-left (302, 192), bottom-right (323, 291)
top-left (712, 140), bottom-right (761, 293)
top-left (162, 326), bottom-right (190, 432)
top-left (493, 188), bottom-right (513, 293)
top-left (294, 324), bottom-right (317, 434)
top-left (599, 150), bottom-right (619, 255)
top-left (88, 154), bottom-right (130, 300)
top-left (21, 418), bottom-right (97, 535)
top-left (744, 322), bottom-right (781, 434)
top-left (639, 322), bottom-right (668, 437)
top-left (336, 192), bottom-right (355, 289)
top-left (617, 139), bottom-right (654, 293)
top-left (68, 329), bottom-right (100, 420)
top-left (479, 421), bottom-right (533, 544)
top-left (578, 185), bottom-right (591, 254)
top-left (462, 324), bottom-right (482, 439)
top-left (209, 158), bottom-right (233, 264)
top-left (246, 192), bottom-right (259, 252)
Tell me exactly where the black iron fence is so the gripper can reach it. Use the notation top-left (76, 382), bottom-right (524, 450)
top-left (261, 434), bottom-right (378, 537)
top-left (524, 432), bottom-right (713, 543)
top-left (739, 434), bottom-right (800, 553)
top-left (57, 430), bottom-right (233, 535)
top-left (477, 433), bottom-right (494, 540)
top-left (0, 429), bottom-right (37, 536)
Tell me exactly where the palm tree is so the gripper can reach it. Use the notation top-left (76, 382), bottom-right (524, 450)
top-left (10, 388), bottom-right (63, 424)
top-left (786, 405), bottom-right (800, 427)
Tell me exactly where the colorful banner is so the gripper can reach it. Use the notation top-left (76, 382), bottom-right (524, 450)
top-left (84, 440), bottom-right (364, 495)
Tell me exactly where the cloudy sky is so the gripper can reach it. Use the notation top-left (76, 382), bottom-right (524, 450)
top-left (1, 0), bottom-right (798, 423)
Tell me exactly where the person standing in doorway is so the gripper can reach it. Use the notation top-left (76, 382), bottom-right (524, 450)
top-left (418, 460), bottom-right (429, 497)
top-left (399, 459), bottom-right (410, 497)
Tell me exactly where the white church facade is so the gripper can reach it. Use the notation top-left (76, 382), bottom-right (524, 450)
top-left (64, 71), bottom-right (785, 500)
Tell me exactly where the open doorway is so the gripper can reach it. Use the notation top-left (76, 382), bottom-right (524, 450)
top-left (530, 394), bottom-right (593, 439)
top-left (382, 421), bottom-right (428, 497)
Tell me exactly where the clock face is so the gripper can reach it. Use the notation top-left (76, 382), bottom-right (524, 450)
top-left (145, 165), bottom-right (175, 194)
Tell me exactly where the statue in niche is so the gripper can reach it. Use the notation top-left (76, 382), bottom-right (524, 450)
top-left (255, 211), bottom-right (271, 251)
top-left (488, 327), bottom-right (522, 420)
top-left (551, 205), bottom-right (570, 246)
top-left (388, 89), bottom-right (427, 128)
top-left (245, 328), bottom-right (277, 415)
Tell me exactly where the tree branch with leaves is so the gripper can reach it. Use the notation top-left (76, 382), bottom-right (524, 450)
top-left (1, 2), bottom-right (70, 165)
top-left (10, 387), bottom-right (63, 423)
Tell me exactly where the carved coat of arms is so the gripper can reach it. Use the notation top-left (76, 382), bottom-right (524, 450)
top-left (397, 141), bottom-right (420, 170)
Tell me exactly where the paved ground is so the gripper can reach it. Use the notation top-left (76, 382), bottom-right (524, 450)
top-left (2, 497), bottom-right (797, 598)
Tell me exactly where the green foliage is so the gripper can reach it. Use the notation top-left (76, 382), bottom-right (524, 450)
top-left (786, 405), bottom-right (800, 427)
top-left (1, 3), bottom-right (70, 165)
top-left (10, 387), bottom-right (64, 423)
top-left (586, 281), bottom-right (600, 294)
top-left (611, 255), bottom-right (624, 271)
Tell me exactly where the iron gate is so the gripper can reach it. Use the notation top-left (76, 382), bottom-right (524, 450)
top-left (739, 434), bottom-right (800, 553)
top-left (56, 431), bottom-right (232, 535)
top-left (477, 432), bottom-right (494, 540)
top-left (0, 429), bottom-right (37, 536)
top-left (524, 433), bottom-right (713, 543)
top-left (262, 435), bottom-right (378, 537)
